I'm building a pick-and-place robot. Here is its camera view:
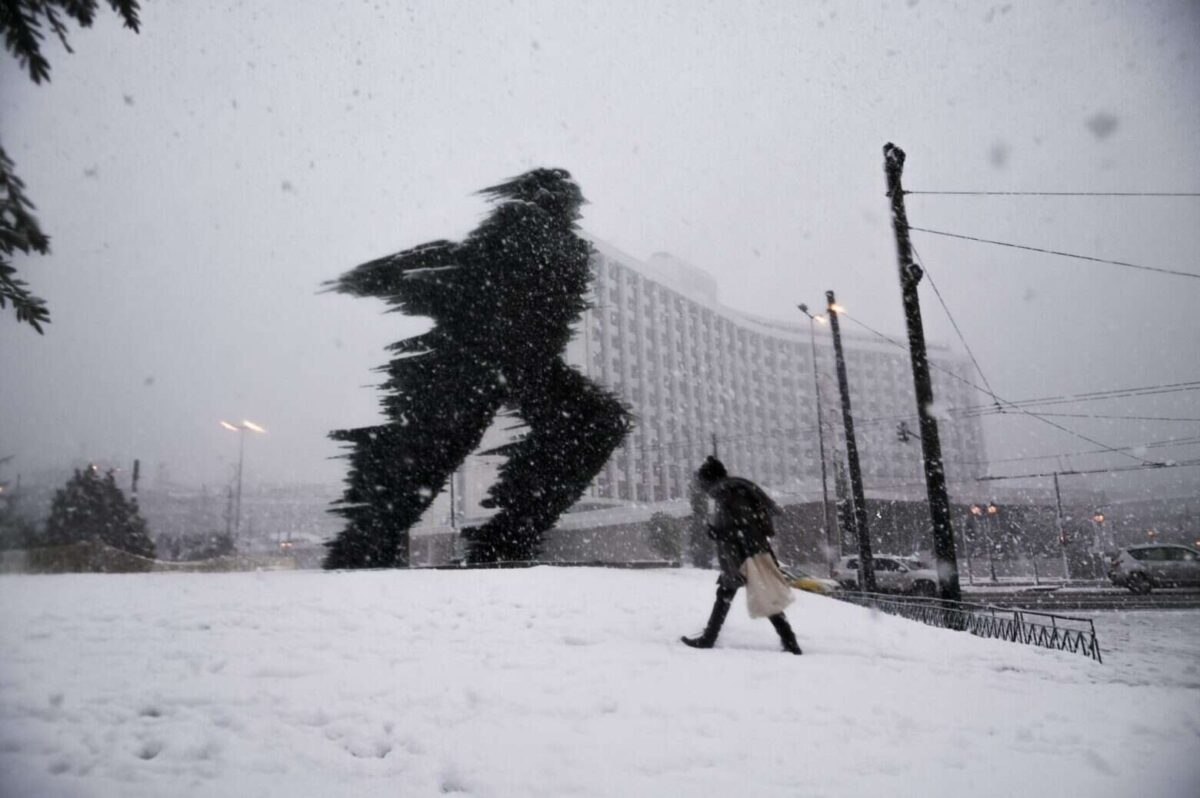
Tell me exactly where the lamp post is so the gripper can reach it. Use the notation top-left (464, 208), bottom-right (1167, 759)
top-left (970, 503), bottom-right (998, 583)
top-left (958, 509), bottom-right (975, 585)
top-left (987, 502), bottom-right (1000, 583)
top-left (826, 291), bottom-right (875, 593)
top-left (798, 303), bottom-right (837, 575)
top-left (1053, 472), bottom-right (1070, 584)
top-left (220, 419), bottom-right (266, 540)
top-left (1090, 511), bottom-right (1106, 578)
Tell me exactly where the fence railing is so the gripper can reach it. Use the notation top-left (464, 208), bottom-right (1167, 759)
top-left (834, 591), bottom-right (1103, 664)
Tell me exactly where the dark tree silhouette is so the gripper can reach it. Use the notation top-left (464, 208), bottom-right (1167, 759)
top-left (0, 1), bottom-right (141, 332)
top-left (324, 168), bottom-right (632, 568)
top-left (647, 512), bottom-right (683, 561)
top-left (44, 466), bottom-right (155, 557)
top-left (0, 146), bottom-right (51, 331)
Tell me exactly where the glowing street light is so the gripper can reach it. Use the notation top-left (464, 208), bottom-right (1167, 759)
top-left (220, 419), bottom-right (267, 539)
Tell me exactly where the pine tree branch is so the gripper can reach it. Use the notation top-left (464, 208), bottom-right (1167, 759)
top-left (0, 144), bottom-right (51, 332)
top-left (0, 3), bottom-right (141, 331)
top-left (0, 1), bottom-right (141, 83)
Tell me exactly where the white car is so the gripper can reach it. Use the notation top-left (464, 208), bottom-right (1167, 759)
top-left (1107, 544), bottom-right (1200, 594)
top-left (832, 554), bottom-right (939, 596)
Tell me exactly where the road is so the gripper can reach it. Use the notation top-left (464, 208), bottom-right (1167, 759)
top-left (961, 586), bottom-right (1200, 611)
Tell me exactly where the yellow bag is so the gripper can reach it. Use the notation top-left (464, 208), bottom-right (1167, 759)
top-left (739, 552), bottom-right (795, 618)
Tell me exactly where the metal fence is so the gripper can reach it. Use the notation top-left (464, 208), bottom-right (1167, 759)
top-left (834, 592), bottom-right (1103, 664)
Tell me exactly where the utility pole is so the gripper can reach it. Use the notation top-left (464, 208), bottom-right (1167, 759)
top-left (825, 291), bottom-right (875, 592)
top-left (1054, 472), bottom-right (1071, 583)
top-left (711, 432), bottom-right (719, 458)
top-left (224, 485), bottom-right (235, 539)
top-left (235, 428), bottom-right (245, 539)
top-left (220, 420), bottom-right (266, 542)
top-left (883, 143), bottom-right (961, 602)
top-left (957, 510), bottom-right (975, 585)
top-left (799, 303), bottom-right (837, 576)
top-left (833, 460), bottom-right (850, 558)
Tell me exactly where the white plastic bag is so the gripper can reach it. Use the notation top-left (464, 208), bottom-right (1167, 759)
top-left (739, 552), bottom-right (795, 618)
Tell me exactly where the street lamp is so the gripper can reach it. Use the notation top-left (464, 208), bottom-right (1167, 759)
top-left (220, 419), bottom-right (266, 540)
top-left (825, 291), bottom-right (875, 593)
top-left (1090, 511), bottom-right (1107, 578)
top-left (798, 303), bottom-right (836, 575)
top-left (958, 508), bottom-right (975, 585)
top-left (970, 504), bottom-right (998, 583)
top-left (986, 502), bottom-right (1000, 583)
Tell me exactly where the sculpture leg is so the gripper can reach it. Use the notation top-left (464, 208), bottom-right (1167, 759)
top-left (467, 361), bottom-right (630, 562)
top-left (325, 353), bottom-right (504, 569)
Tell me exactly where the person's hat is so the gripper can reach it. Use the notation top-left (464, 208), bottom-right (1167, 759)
top-left (697, 456), bottom-right (727, 486)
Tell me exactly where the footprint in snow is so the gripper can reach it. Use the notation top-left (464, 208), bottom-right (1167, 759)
top-left (562, 635), bottom-right (595, 646)
top-left (1085, 750), bottom-right (1117, 776)
top-left (137, 740), bottom-right (163, 760)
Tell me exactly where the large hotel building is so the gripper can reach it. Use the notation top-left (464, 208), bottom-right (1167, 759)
top-left (444, 240), bottom-right (986, 523)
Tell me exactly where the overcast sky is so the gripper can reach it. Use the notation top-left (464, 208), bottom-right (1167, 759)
top-left (2, 0), bottom-right (1198, 502)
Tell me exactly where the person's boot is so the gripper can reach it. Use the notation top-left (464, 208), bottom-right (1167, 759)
top-left (769, 613), bottom-right (802, 655)
top-left (681, 591), bottom-right (733, 649)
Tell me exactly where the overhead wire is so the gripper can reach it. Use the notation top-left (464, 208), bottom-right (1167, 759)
top-left (904, 242), bottom-right (1200, 473)
top-left (836, 310), bottom-right (1157, 465)
top-left (961, 434), bottom-right (1200, 467)
top-left (1029, 412), bottom-right (1200, 423)
top-left (904, 190), bottom-right (1200, 197)
top-left (978, 459), bottom-right (1200, 482)
top-left (907, 226), bottom-right (1200, 280)
top-left (887, 185), bottom-right (1200, 479)
top-left (956, 380), bottom-right (1200, 416)
top-left (910, 242), bottom-right (1000, 403)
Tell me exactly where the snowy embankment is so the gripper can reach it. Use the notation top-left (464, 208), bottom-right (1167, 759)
top-left (1, 568), bottom-right (1197, 798)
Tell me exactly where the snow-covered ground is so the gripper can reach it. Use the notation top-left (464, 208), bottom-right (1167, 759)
top-left (1, 568), bottom-right (1197, 798)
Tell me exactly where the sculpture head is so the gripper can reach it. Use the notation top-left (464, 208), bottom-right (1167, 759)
top-left (479, 167), bottom-right (585, 222)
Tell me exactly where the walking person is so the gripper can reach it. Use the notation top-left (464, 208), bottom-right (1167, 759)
top-left (682, 456), bottom-right (803, 655)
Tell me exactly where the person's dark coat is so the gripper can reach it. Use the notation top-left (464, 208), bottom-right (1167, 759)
top-left (706, 476), bottom-right (781, 589)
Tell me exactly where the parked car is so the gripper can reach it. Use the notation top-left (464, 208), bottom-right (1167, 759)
top-left (832, 554), bottom-right (939, 596)
top-left (1107, 544), bottom-right (1200, 594)
top-left (782, 566), bottom-right (841, 596)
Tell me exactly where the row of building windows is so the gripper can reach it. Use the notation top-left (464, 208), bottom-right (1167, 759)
top-left (576, 253), bottom-right (985, 502)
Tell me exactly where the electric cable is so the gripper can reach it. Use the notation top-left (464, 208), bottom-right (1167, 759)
top-left (957, 380), bottom-right (1200, 416)
top-left (837, 311), bottom-right (1157, 465)
top-left (978, 459), bottom-right (1200, 482)
top-left (907, 226), bottom-right (1200, 280)
top-left (911, 242), bottom-right (1000, 402)
top-left (905, 190), bottom-right (1200, 197)
top-left (1030, 412), bottom-right (1200, 423)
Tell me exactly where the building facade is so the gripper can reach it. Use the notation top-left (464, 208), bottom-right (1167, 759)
top-left (562, 241), bottom-right (987, 506)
